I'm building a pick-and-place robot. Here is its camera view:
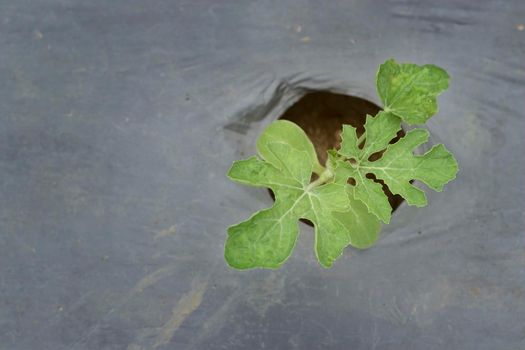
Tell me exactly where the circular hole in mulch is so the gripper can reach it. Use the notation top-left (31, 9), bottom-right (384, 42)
top-left (268, 91), bottom-right (407, 226)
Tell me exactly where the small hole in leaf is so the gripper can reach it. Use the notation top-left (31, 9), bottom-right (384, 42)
top-left (266, 91), bottom-right (407, 222)
top-left (367, 129), bottom-right (405, 162)
top-left (347, 177), bottom-right (356, 186)
top-left (367, 150), bottom-right (384, 162)
top-left (365, 173), bottom-right (406, 210)
top-left (348, 158), bottom-right (358, 166)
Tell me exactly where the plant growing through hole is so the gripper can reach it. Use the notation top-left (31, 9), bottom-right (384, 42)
top-left (225, 59), bottom-right (458, 269)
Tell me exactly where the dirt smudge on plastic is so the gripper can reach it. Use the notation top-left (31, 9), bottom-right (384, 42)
top-left (151, 280), bottom-right (207, 349)
top-left (132, 265), bottom-right (178, 293)
top-left (127, 278), bottom-right (208, 350)
top-left (154, 224), bottom-right (177, 241)
top-left (469, 286), bottom-right (481, 297)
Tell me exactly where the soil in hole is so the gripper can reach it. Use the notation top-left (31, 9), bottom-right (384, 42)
top-left (268, 91), bottom-right (406, 225)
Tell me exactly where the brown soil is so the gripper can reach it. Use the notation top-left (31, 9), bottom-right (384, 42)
top-left (277, 91), bottom-right (405, 212)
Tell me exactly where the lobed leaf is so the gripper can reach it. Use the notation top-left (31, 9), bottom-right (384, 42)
top-left (377, 59), bottom-right (449, 124)
top-left (336, 112), bottom-right (458, 223)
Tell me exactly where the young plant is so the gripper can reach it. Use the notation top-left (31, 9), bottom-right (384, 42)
top-left (225, 59), bottom-right (458, 269)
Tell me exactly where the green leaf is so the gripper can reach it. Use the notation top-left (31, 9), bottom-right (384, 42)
top-left (336, 112), bottom-right (458, 223)
top-left (312, 194), bottom-right (381, 266)
top-left (226, 121), bottom-right (381, 269)
top-left (377, 59), bottom-right (449, 124)
top-left (256, 119), bottom-right (324, 174)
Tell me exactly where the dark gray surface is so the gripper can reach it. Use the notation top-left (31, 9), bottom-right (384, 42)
top-left (1, 1), bottom-right (524, 349)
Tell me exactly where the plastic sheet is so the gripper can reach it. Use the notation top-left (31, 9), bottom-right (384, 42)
top-left (1, 1), bottom-right (524, 349)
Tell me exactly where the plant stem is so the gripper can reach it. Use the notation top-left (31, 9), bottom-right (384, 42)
top-left (306, 168), bottom-right (334, 190)
top-left (313, 162), bottom-right (326, 176)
